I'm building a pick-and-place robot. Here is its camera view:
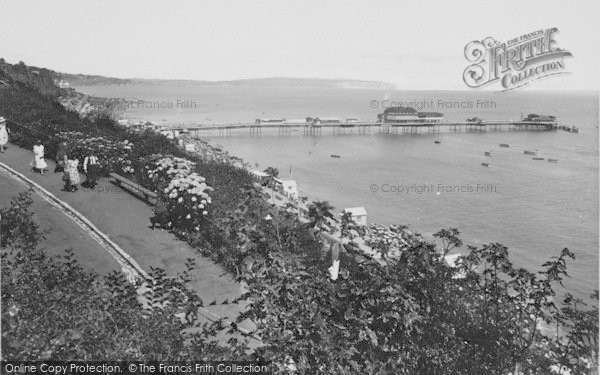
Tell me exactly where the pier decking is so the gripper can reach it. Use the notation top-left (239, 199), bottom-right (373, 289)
top-left (173, 121), bottom-right (571, 137)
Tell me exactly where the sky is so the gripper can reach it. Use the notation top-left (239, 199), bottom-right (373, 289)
top-left (1, 0), bottom-right (598, 90)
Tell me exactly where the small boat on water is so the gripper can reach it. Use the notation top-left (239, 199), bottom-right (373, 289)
top-left (499, 143), bottom-right (511, 148)
top-left (481, 162), bottom-right (491, 167)
top-left (434, 140), bottom-right (441, 144)
top-left (532, 157), bottom-right (544, 161)
top-left (484, 151), bottom-right (492, 156)
top-left (330, 154), bottom-right (341, 158)
top-left (548, 158), bottom-right (559, 163)
top-left (524, 150), bottom-right (537, 155)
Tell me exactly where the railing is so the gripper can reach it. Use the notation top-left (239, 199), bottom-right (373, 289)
top-left (172, 120), bottom-right (559, 131)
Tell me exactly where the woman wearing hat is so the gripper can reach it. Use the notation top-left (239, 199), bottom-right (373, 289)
top-left (31, 139), bottom-right (48, 174)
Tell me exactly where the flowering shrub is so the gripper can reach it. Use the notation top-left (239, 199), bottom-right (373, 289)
top-left (363, 224), bottom-right (420, 259)
top-left (53, 131), bottom-right (135, 176)
top-left (145, 156), bottom-right (196, 188)
top-left (145, 156), bottom-right (213, 234)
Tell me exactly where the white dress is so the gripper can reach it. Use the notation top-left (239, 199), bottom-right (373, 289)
top-left (0, 125), bottom-right (8, 146)
top-left (32, 144), bottom-right (48, 170)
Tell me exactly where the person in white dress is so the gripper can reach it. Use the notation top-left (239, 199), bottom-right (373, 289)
top-left (0, 117), bottom-right (8, 153)
top-left (31, 140), bottom-right (48, 174)
top-left (63, 158), bottom-right (80, 192)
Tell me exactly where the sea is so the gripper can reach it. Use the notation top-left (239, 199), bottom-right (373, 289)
top-left (76, 84), bottom-right (599, 301)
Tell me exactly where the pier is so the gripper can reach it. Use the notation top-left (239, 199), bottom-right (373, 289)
top-left (172, 120), bottom-right (571, 137)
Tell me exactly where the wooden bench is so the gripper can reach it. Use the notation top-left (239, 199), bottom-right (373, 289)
top-left (109, 172), bottom-right (158, 206)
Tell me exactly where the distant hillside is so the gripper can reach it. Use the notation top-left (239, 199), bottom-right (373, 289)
top-left (0, 59), bottom-right (130, 88)
top-left (0, 59), bottom-right (396, 96)
top-left (14, 63), bottom-right (395, 90)
top-left (113, 77), bottom-right (396, 90)
top-left (55, 72), bottom-right (132, 86)
top-left (0, 58), bottom-right (396, 89)
top-left (0, 59), bottom-right (125, 119)
top-left (0, 59), bottom-right (61, 97)
top-left (67, 75), bottom-right (396, 90)
top-left (211, 77), bottom-right (397, 90)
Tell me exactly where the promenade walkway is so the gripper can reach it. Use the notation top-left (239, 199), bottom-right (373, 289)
top-left (0, 165), bottom-right (122, 273)
top-left (0, 144), bottom-right (256, 343)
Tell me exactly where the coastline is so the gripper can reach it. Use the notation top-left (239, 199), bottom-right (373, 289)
top-left (1, 72), bottom-right (596, 372)
top-left (34, 76), bottom-right (598, 298)
top-left (172, 131), bottom-right (588, 339)
top-left (170, 123), bottom-right (598, 302)
top-left (176, 132), bottom-right (426, 264)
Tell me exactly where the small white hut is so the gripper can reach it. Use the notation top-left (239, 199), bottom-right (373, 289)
top-left (343, 207), bottom-right (367, 226)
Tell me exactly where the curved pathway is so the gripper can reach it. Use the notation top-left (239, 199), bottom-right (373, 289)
top-left (0, 167), bottom-right (123, 274)
top-left (0, 144), bottom-right (258, 343)
top-left (0, 161), bottom-right (148, 282)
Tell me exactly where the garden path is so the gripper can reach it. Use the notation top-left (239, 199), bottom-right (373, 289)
top-left (0, 144), bottom-right (258, 344)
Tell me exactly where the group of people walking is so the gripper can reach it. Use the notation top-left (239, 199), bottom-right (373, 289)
top-left (29, 139), bottom-right (100, 192)
top-left (1, 117), bottom-right (101, 192)
top-left (53, 141), bottom-right (100, 192)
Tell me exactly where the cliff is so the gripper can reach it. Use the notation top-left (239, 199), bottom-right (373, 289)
top-left (57, 91), bottom-right (124, 120)
top-left (0, 59), bottom-right (124, 120)
top-left (0, 59), bottom-right (61, 97)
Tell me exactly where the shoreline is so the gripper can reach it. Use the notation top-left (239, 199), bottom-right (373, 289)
top-left (174, 131), bottom-right (598, 331)
top-left (176, 132), bottom-right (427, 264)
top-left (174, 128), bottom-right (597, 301)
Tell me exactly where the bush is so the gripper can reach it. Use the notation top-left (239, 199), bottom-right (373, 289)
top-left (0, 190), bottom-right (45, 250)
top-left (144, 156), bottom-right (213, 234)
top-left (239, 229), bottom-right (599, 374)
top-left (52, 131), bottom-right (135, 176)
top-left (0, 192), bottom-right (242, 361)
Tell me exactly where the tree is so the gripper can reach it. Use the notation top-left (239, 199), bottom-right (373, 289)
top-left (263, 166), bottom-right (279, 178)
top-left (433, 228), bottom-right (463, 257)
top-left (339, 211), bottom-right (357, 240)
top-left (307, 201), bottom-right (335, 230)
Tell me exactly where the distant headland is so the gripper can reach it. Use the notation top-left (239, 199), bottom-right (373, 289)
top-left (0, 58), bottom-right (396, 90)
top-left (54, 71), bottom-right (397, 90)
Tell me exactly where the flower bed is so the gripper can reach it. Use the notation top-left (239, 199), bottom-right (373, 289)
top-left (146, 156), bottom-right (196, 185)
top-left (53, 131), bottom-right (135, 176)
top-left (144, 156), bottom-right (213, 234)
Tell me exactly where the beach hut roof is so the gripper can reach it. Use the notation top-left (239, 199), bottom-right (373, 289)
top-left (444, 253), bottom-right (462, 268)
top-left (344, 207), bottom-right (367, 216)
top-left (250, 169), bottom-right (270, 178)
